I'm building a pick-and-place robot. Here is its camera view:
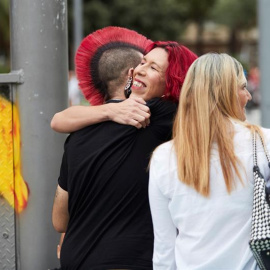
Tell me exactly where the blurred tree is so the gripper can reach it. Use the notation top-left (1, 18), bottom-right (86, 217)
top-left (69, 0), bottom-right (257, 60)
top-left (83, 0), bottom-right (112, 33)
top-left (210, 0), bottom-right (257, 55)
top-left (110, 0), bottom-right (187, 41)
top-left (72, 0), bottom-right (217, 56)
top-left (179, 0), bottom-right (217, 55)
top-left (0, 0), bottom-right (10, 72)
top-left (78, 0), bottom-right (188, 41)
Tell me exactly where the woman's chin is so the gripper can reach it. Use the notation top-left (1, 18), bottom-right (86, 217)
top-left (131, 89), bottom-right (147, 99)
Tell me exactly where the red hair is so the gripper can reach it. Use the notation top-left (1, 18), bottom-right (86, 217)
top-left (146, 41), bottom-right (198, 103)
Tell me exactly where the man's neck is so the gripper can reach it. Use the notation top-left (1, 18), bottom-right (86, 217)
top-left (110, 94), bottom-right (126, 100)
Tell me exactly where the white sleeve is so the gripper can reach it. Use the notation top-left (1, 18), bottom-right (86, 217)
top-left (149, 152), bottom-right (177, 270)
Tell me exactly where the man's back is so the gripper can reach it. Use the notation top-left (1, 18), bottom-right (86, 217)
top-left (58, 98), bottom-right (176, 270)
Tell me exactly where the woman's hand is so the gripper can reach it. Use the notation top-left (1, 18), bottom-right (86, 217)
top-left (108, 96), bottom-right (150, 129)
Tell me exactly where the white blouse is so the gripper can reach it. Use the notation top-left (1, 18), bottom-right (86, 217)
top-left (149, 122), bottom-right (270, 270)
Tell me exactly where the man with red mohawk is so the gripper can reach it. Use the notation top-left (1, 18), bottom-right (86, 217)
top-left (51, 27), bottom-right (152, 131)
top-left (52, 26), bottom-right (178, 269)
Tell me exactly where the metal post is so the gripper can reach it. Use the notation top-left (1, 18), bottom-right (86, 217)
top-left (73, 0), bottom-right (83, 63)
top-left (10, 0), bottom-right (68, 269)
top-left (259, 0), bottom-right (270, 128)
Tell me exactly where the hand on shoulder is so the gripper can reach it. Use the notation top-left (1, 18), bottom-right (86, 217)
top-left (108, 96), bottom-right (151, 129)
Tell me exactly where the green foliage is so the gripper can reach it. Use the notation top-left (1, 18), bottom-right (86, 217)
top-left (83, 0), bottom-right (112, 31)
top-left (209, 0), bottom-right (257, 54)
top-left (180, 0), bottom-right (217, 23)
top-left (0, 63), bottom-right (10, 74)
top-left (70, 0), bottom-right (257, 46)
top-left (0, 0), bottom-right (10, 49)
top-left (210, 0), bottom-right (257, 29)
top-left (0, 0), bottom-right (10, 72)
top-left (82, 0), bottom-right (187, 41)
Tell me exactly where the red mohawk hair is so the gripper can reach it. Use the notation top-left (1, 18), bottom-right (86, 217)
top-left (75, 26), bottom-right (152, 105)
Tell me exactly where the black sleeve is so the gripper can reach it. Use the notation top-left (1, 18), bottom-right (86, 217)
top-left (57, 136), bottom-right (71, 191)
top-left (146, 98), bottom-right (177, 141)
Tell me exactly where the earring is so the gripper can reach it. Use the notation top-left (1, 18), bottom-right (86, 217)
top-left (124, 77), bottom-right (132, 98)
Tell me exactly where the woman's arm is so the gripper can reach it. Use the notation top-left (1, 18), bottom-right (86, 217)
top-left (149, 153), bottom-right (177, 270)
top-left (51, 96), bottom-right (151, 133)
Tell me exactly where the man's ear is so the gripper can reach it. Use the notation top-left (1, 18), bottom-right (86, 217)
top-left (128, 68), bottom-right (134, 78)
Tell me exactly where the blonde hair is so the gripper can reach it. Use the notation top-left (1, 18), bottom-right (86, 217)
top-left (173, 53), bottom-right (257, 196)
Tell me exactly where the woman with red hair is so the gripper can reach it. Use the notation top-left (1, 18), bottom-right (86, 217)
top-left (131, 41), bottom-right (197, 104)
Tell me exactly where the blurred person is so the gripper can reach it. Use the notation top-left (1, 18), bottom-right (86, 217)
top-left (52, 27), bottom-right (197, 269)
top-left (68, 71), bottom-right (81, 106)
top-left (148, 53), bottom-right (268, 270)
top-left (247, 66), bottom-right (260, 107)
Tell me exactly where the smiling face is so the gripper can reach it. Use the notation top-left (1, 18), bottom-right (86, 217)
top-left (237, 73), bottom-right (252, 121)
top-left (131, 47), bottom-right (169, 101)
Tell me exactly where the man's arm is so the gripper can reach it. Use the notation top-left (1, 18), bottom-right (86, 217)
top-left (51, 97), bottom-right (150, 133)
top-left (52, 185), bottom-right (69, 233)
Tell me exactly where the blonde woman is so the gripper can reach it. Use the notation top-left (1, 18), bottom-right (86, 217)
top-left (149, 53), bottom-right (270, 270)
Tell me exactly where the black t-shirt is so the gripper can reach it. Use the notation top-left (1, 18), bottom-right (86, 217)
top-left (58, 98), bottom-right (177, 270)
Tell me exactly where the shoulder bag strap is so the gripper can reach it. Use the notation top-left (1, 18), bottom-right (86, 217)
top-left (253, 130), bottom-right (270, 206)
top-left (254, 130), bottom-right (270, 167)
top-left (253, 131), bottom-right (258, 167)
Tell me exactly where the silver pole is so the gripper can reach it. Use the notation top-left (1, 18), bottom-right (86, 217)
top-left (73, 0), bottom-right (83, 65)
top-left (10, 0), bottom-right (68, 269)
top-left (259, 0), bottom-right (270, 128)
